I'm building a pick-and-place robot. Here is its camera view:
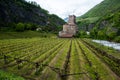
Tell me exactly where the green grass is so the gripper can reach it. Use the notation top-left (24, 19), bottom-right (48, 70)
top-left (0, 31), bottom-right (56, 39)
top-left (0, 70), bottom-right (24, 80)
top-left (84, 38), bottom-right (120, 59)
top-left (68, 39), bottom-right (83, 80)
top-left (78, 39), bottom-right (117, 80)
top-left (0, 38), bottom-right (119, 79)
top-left (39, 40), bottom-right (71, 80)
top-left (78, 0), bottom-right (120, 18)
top-left (77, 17), bottom-right (99, 23)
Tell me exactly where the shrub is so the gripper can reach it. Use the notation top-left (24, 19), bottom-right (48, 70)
top-left (97, 30), bottom-right (107, 40)
top-left (25, 23), bottom-right (32, 30)
top-left (114, 36), bottom-right (120, 42)
top-left (15, 23), bottom-right (25, 32)
top-left (107, 32), bottom-right (117, 41)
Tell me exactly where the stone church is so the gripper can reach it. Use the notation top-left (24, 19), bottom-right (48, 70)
top-left (59, 15), bottom-right (78, 37)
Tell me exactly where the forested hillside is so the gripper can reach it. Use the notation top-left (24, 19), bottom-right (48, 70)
top-left (77, 0), bottom-right (120, 26)
top-left (78, 0), bottom-right (120, 18)
top-left (77, 0), bottom-right (120, 42)
top-left (0, 0), bottom-right (65, 32)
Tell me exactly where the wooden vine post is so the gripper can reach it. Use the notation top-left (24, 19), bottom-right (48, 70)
top-left (15, 58), bottom-right (22, 69)
top-left (4, 55), bottom-right (9, 64)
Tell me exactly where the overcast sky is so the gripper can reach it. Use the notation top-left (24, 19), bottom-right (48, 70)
top-left (26, 0), bottom-right (103, 19)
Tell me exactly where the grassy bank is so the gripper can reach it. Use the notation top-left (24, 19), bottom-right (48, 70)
top-left (0, 31), bottom-right (56, 39)
top-left (0, 70), bottom-right (25, 80)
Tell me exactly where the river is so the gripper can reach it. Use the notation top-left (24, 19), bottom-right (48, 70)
top-left (92, 40), bottom-right (120, 51)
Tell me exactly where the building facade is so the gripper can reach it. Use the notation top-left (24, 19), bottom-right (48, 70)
top-left (59, 15), bottom-right (78, 37)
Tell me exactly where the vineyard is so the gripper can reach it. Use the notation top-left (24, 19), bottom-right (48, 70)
top-left (0, 38), bottom-right (120, 80)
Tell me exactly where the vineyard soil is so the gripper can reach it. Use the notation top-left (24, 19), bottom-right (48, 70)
top-left (0, 38), bottom-right (120, 80)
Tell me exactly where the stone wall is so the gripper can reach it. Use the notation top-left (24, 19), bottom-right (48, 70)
top-left (59, 15), bottom-right (78, 38)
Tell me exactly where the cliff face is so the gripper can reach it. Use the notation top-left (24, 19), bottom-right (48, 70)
top-left (0, 0), bottom-right (65, 30)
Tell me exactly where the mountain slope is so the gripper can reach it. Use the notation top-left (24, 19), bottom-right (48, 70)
top-left (78, 0), bottom-right (120, 18)
top-left (77, 0), bottom-right (120, 25)
top-left (0, 0), bottom-right (65, 32)
top-left (77, 0), bottom-right (120, 42)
